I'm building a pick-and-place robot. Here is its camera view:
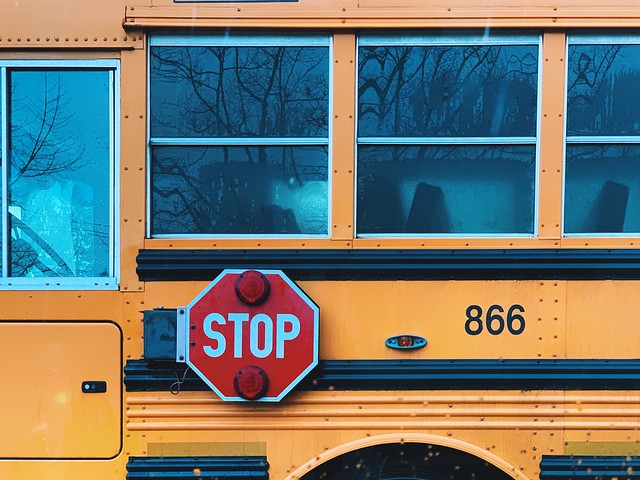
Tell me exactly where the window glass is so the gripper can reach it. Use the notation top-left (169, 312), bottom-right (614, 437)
top-left (356, 34), bottom-right (540, 236)
top-left (358, 145), bottom-right (536, 234)
top-left (8, 70), bottom-right (112, 278)
top-left (151, 46), bottom-right (329, 138)
top-left (359, 45), bottom-right (538, 138)
top-left (565, 145), bottom-right (640, 234)
top-left (149, 37), bottom-right (331, 237)
top-left (0, 92), bottom-right (3, 273)
top-left (0, 63), bottom-right (116, 287)
top-left (152, 146), bottom-right (328, 235)
top-left (565, 41), bottom-right (640, 235)
top-left (567, 45), bottom-right (640, 136)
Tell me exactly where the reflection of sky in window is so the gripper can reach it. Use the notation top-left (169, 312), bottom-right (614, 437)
top-left (9, 70), bottom-right (111, 277)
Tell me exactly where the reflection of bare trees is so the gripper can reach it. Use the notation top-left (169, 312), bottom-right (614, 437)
top-left (151, 45), bottom-right (328, 138)
top-left (11, 72), bottom-right (83, 184)
top-left (150, 44), bottom-right (329, 235)
top-left (358, 45), bottom-right (538, 138)
top-left (565, 45), bottom-right (640, 135)
top-left (356, 42), bottom-right (539, 234)
top-left (152, 148), bottom-right (211, 233)
top-left (9, 72), bottom-right (86, 276)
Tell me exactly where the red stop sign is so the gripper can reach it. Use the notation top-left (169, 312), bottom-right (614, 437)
top-left (185, 269), bottom-right (319, 402)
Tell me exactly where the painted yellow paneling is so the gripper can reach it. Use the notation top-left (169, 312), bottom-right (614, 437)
top-left (125, 1), bottom-right (640, 29)
top-left (146, 279), bottom-right (640, 360)
top-left (0, 291), bottom-right (121, 320)
top-left (0, 0), bottom-right (140, 50)
top-left (538, 32), bottom-right (565, 240)
top-left (565, 281), bottom-right (640, 358)
top-left (122, 390), bottom-right (640, 478)
top-left (0, 459), bottom-right (126, 480)
top-left (331, 33), bottom-right (356, 241)
top-left (305, 280), bottom-right (566, 359)
top-left (146, 280), bottom-right (568, 360)
top-left (0, 322), bottom-right (121, 458)
top-left (123, 389), bottom-right (640, 479)
top-left (120, 48), bottom-right (148, 293)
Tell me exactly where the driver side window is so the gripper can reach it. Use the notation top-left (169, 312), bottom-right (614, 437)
top-left (0, 61), bottom-right (117, 288)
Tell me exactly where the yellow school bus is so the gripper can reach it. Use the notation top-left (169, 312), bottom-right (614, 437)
top-left (1, 0), bottom-right (640, 479)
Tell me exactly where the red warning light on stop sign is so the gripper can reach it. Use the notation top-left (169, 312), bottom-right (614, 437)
top-left (186, 269), bottom-right (319, 402)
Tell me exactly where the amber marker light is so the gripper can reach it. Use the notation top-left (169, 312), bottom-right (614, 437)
top-left (385, 335), bottom-right (427, 350)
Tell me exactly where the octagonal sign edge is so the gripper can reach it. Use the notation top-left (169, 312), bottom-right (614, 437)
top-left (185, 269), bottom-right (319, 402)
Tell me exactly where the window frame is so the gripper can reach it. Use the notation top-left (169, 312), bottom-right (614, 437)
top-left (563, 33), bottom-right (640, 237)
top-left (354, 31), bottom-right (543, 239)
top-left (0, 59), bottom-right (119, 290)
top-left (146, 34), bottom-right (334, 239)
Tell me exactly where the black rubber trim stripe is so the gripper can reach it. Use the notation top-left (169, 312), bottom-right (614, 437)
top-left (136, 249), bottom-right (640, 281)
top-left (126, 456), bottom-right (269, 480)
top-left (124, 359), bottom-right (640, 392)
top-left (540, 456), bottom-right (640, 479)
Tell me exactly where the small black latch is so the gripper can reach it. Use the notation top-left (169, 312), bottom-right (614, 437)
top-left (82, 381), bottom-right (107, 393)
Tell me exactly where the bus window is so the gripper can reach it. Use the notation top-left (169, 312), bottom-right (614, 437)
top-left (356, 32), bottom-right (540, 236)
top-left (149, 35), bottom-right (331, 237)
top-left (0, 62), bottom-right (117, 288)
top-left (565, 38), bottom-right (640, 235)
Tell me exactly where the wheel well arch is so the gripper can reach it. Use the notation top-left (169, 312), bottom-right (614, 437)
top-left (285, 433), bottom-right (531, 480)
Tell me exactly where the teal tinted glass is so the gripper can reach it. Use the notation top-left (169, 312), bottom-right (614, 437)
top-left (152, 145), bottom-right (328, 235)
top-left (565, 144), bottom-right (640, 234)
top-left (151, 46), bottom-right (329, 138)
top-left (0, 90), bottom-right (2, 272)
top-left (9, 70), bottom-right (111, 277)
top-left (357, 145), bottom-right (536, 235)
top-left (567, 44), bottom-right (640, 136)
top-left (358, 44), bottom-right (538, 137)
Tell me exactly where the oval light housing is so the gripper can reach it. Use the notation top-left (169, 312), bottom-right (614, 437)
top-left (385, 335), bottom-right (427, 350)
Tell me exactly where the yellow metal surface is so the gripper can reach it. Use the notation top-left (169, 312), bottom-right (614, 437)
top-left (124, 389), bottom-right (639, 479)
top-left (0, 0), bottom-right (140, 50)
top-left (147, 441), bottom-right (266, 456)
top-left (125, 0), bottom-right (640, 29)
top-left (537, 32), bottom-right (565, 241)
top-left (0, 291), bottom-right (121, 320)
top-left (0, 459), bottom-right (126, 480)
top-left (146, 278), bottom-right (640, 360)
top-left (0, 322), bottom-right (121, 458)
top-left (286, 433), bottom-right (530, 480)
top-left (146, 280), bottom-right (565, 359)
top-left (2, 3), bottom-right (640, 479)
top-left (119, 48), bottom-right (148, 293)
top-left (565, 281), bottom-right (640, 358)
top-left (564, 442), bottom-right (640, 455)
top-left (331, 33), bottom-right (356, 241)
